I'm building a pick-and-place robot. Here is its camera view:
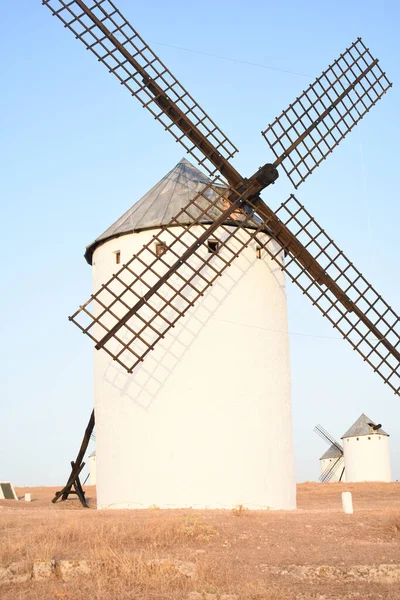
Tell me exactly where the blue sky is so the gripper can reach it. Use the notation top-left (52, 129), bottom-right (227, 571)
top-left (0, 0), bottom-right (399, 486)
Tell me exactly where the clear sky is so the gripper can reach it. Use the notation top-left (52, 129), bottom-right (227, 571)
top-left (0, 0), bottom-right (399, 487)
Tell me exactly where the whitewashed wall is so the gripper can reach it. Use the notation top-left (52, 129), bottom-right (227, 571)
top-left (343, 434), bottom-right (391, 482)
top-left (92, 225), bottom-right (295, 509)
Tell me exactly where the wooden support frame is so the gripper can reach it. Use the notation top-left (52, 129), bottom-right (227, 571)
top-left (52, 410), bottom-right (95, 507)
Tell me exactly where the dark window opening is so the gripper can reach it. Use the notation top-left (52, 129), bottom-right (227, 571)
top-left (156, 242), bottom-right (167, 257)
top-left (256, 246), bottom-right (262, 259)
top-left (207, 239), bottom-right (220, 254)
top-left (115, 251), bottom-right (121, 264)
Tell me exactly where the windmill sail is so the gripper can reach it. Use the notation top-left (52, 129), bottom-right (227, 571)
top-left (70, 178), bottom-right (278, 372)
top-left (268, 196), bottom-right (400, 394)
top-left (42, 0), bottom-right (239, 181)
top-left (315, 424), bottom-right (345, 482)
top-left (263, 38), bottom-right (391, 188)
top-left (314, 425), bottom-right (343, 454)
top-left (320, 455), bottom-right (345, 483)
top-left (71, 182), bottom-right (400, 393)
top-left (44, 2), bottom-right (399, 391)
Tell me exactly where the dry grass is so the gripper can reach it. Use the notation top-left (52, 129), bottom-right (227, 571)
top-left (1, 483), bottom-right (400, 599)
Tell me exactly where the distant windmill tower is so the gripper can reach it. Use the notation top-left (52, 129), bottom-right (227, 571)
top-left (341, 414), bottom-right (391, 482)
top-left (43, 1), bottom-right (400, 509)
top-left (88, 451), bottom-right (96, 486)
top-left (314, 425), bottom-right (346, 483)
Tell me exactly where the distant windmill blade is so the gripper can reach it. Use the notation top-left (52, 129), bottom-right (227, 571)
top-left (320, 455), bottom-right (344, 483)
top-left (262, 38), bottom-right (391, 189)
top-left (314, 424), bottom-right (343, 453)
top-left (42, 0), bottom-right (239, 181)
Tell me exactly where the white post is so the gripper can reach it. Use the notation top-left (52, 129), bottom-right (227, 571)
top-left (24, 493), bottom-right (31, 502)
top-left (341, 491), bottom-right (353, 514)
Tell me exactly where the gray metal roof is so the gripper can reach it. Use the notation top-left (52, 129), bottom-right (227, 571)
top-left (341, 413), bottom-right (389, 439)
top-left (319, 443), bottom-right (343, 460)
top-left (85, 158), bottom-right (223, 264)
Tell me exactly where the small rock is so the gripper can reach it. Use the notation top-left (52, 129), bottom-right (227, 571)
top-left (56, 560), bottom-right (90, 581)
top-left (32, 560), bottom-right (55, 580)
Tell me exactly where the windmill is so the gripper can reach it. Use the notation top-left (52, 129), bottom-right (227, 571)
top-left (314, 425), bottom-right (345, 483)
top-left (342, 414), bottom-right (391, 482)
top-left (42, 0), bottom-right (400, 508)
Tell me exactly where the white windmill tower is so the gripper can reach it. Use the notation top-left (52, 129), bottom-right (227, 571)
top-left (87, 158), bottom-right (294, 509)
top-left (43, 2), bottom-right (400, 510)
top-left (342, 414), bottom-right (391, 483)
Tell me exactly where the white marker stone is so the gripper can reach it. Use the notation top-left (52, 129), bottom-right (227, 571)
top-left (342, 491), bottom-right (353, 514)
top-left (24, 493), bottom-right (31, 502)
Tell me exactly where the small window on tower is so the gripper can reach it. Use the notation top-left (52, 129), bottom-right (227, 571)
top-left (115, 251), bottom-right (121, 264)
top-left (207, 239), bottom-right (220, 254)
top-left (368, 436), bottom-right (371, 440)
top-left (256, 246), bottom-right (262, 259)
top-left (156, 242), bottom-right (167, 257)
top-left (356, 437), bottom-right (359, 441)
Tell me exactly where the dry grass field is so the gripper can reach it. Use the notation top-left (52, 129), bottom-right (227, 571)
top-left (1, 482), bottom-right (400, 599)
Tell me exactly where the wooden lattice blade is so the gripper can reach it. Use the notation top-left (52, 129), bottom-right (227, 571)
top-left (254, 194), bottom-right (400, 395)
top-left (71, 184), bottom-right (400, 394)
top-left (314, 425), bottom-right (343, 453)
top-left (69, 180), bottom-right (266, 373)
top-left (320, 456), bottom-right (344, 483)
top-left (42, 0), bottom-right (240, 183)
top-left (262, 38), bottom-right (391, 188)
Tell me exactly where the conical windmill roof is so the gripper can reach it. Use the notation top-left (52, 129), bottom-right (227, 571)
top-left (341, 413), bottom-right (389, 439)
top-left (85, 158), bottom-right (223, 264)
top-left (319, 443), bottom-right (343, 460)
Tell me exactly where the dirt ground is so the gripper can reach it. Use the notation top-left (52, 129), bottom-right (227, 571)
top-left (1, 482), bottom-right (400, 599)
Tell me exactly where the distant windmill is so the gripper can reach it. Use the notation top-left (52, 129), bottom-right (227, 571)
top-left (342, 414), bottom-right (391, 482)
top-left (41, 0), bottom-right (400, 509)
top-left (314, 425), bottom-right (345, 483)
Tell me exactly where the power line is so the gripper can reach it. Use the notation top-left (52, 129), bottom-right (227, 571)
top-left (149, 40), bottom-right (311, 78)
top-left (199, 313), bottom-right (344, 340)
top-left (203, 313), bottom-right (381, 342)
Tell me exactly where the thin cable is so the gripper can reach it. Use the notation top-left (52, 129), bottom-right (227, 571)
top-left (148, 40), bottom-right (311, 78)
top-left (202, 313), bottom-right (381, 341)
